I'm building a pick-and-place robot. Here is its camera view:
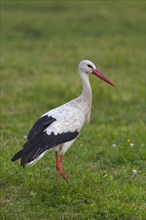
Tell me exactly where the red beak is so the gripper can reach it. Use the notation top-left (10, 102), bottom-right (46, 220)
top-left (92, 69), bottom-right (115, 87)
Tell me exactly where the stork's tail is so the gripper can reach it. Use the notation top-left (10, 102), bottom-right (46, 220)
top-left (11, 143), bottom-right (46, 168)
top-left (11, 150), bottom-right (23, 162)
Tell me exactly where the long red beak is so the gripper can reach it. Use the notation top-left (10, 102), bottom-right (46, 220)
top-left (92, 69), bottom-right (115, 87)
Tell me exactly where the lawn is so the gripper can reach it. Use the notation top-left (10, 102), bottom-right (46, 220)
top-left (0, 0), bottom-right (145, 219)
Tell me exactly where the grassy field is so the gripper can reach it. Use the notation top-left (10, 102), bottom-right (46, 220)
top-left (0, 0), bottom-right (145, 219)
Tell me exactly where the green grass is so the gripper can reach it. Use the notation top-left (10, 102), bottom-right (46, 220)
top-left (0, 0), bottom-right (145, 219)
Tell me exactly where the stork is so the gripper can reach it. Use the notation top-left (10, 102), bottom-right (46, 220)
top-left (11, 60), bottom-right (115, 186)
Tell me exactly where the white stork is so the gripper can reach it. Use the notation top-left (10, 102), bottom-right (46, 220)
top-left (11, 60), bottom-right (115, 186)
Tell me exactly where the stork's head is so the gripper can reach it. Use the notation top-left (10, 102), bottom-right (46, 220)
top-left (78, 60), bottom-right (115, 87)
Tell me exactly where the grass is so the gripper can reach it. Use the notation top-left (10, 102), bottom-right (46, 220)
top-left (0, 0), bottom-right (145, 219)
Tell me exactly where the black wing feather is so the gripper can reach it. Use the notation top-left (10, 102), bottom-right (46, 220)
top-left (27, 115), bottom-right (56, 140)
top-left (11, 114), bottom-right (79, 167)
top-left (11, 149), bottom-right (23, 162)
top-left (20, 131), bottom-right (79, 166)
top-left (11, 115), bottom-right (56, 163)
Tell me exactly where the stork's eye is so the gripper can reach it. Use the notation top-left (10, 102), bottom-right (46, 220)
top-left (87, 64), bottom-right (93, 69)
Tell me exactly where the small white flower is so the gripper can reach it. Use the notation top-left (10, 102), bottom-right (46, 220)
top-left (24, 135), bottom-right (27, 139)
top-left (112, 144), bottom-right (117, 148)
top-left (130, 143), bottom-right (134, 147)
top-left (132, 170), bottom-right (137, 174)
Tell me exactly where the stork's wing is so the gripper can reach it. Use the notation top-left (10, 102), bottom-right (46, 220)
top-left (27, 115), bottom-right (56, 141)
top-left (11, 106), bottom-right (84, 167)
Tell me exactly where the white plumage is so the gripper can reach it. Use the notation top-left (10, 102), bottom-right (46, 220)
top-left (44, 106), bottom-right (84, 136)
top-left (11, 60), bottom-right (115, 186)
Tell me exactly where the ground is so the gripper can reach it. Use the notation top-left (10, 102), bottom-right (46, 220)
top-left (0, 0), bottom-right (145, 220)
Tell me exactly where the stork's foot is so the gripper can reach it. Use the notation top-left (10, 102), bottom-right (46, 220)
top-left (55, 152), bottom-right (71, 187)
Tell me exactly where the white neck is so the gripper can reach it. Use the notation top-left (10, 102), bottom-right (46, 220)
top-left (81, 73), bottom-right (92, 97)
top-left (79, 71), bottom-right (92, 123)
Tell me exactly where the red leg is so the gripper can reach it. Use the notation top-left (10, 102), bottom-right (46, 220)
top-left (55, 152), bottom-right (71, 187)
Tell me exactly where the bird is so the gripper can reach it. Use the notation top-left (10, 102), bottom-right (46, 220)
top-left (11, 60), bottom-right (115, 186)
